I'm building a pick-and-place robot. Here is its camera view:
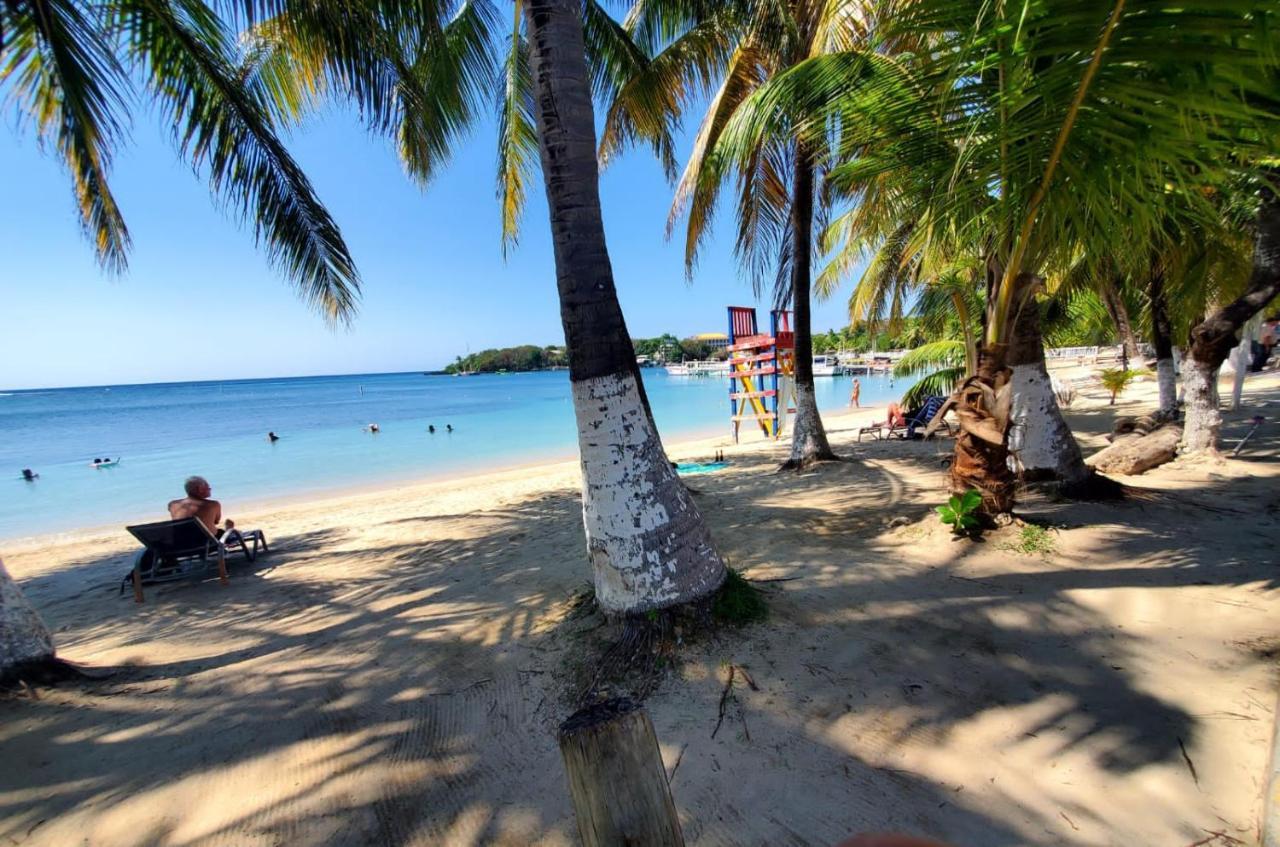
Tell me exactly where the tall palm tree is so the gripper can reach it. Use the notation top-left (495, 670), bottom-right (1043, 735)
top-left (602, 0), bottom-right (901, 469)
top-left (0, 0), bottom-right (361, 682)
top-left (251, 0), bottom-right (726, 613)
top-left (709, 0), bottom-right (1277, 517)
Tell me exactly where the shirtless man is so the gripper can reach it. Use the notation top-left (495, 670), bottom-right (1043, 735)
top-left (168, 476), bottom-right (222, 533)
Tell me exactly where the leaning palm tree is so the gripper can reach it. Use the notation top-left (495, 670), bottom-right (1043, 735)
top-left (602, 0), bottom-right (905, 469)
top-left (710, 0), bottom-right (1278, 518)
top-left (249, 0), bottom-right (726, 613)
top-left (0, 0), bottom-right (360, 682)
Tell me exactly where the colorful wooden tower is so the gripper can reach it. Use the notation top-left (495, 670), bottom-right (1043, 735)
top-left (727, 307), bottom-right (797, 442)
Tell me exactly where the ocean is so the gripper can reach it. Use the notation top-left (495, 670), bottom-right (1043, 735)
top-left (0, 369), bottom-right (899, 540)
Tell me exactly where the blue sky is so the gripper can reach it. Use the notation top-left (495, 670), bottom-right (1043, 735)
top-left (0, 99), bottom-right (859, 390)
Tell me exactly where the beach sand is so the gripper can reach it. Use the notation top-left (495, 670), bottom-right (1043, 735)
top-left (3, 370), bottom-right (1279, 846)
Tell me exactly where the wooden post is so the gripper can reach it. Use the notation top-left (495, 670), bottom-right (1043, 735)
top-left (132, 566), bottom-right (145, 604)
top-left (558, 698), bottom-right (684, 847)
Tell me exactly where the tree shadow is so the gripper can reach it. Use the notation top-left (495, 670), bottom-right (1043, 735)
top-left (2, 443), bottom-right (1276, 845)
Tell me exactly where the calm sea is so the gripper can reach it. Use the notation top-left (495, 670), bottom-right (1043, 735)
top-left (0, 369), bottom-right (898, 539)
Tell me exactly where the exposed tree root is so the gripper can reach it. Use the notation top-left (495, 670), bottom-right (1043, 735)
top-left (777, 451), bottom-right (842, 473)
top-left (0, 657), bottom-right (94, 693)
top-left (573, 570), bottom-right (767, 706)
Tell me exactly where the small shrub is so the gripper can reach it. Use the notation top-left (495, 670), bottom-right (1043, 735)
top-left (712, 569), bottom-right (768, 625)
top-left (937, 489), bottom-right (982, 534)
top-left (1099, 368), bottom-right (1143, 405)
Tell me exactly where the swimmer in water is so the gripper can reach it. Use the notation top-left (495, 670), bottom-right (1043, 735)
top-left (446, 424), bottom-right (453, 433)
top-left (267, 431), bottom-right (280, 442)
top-left (428, 425), bottom-right (435, 434)
top-left (366, 423), bottom-right (380, 434)
top-left (21, 468), bottom-right (37, 481)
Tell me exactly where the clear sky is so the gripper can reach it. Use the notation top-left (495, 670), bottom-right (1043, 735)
top-left (0, 97), bottom-right (859, 390)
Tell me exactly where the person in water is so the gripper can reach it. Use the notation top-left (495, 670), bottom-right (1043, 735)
top-left (446, 424), bottom-right (453, 433)
top-left (366, 423), bottom-right (380, 434)
top-left (21, 468), bottom-right (37, 481)
top-left (428, 425), bottom-right (436, 434)
top-left (267, 431), bottom-right (280, 442)
top-left (168, 475), bottom-right (223, 533)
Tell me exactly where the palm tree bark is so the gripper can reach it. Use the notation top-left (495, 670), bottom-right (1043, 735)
top-left (0, 558), bottom-right (57, 684)
top-left (1100, 278), bottom-right (1141, 366)
top-left (1006, 300), bottom-right (1090, 483)
top-left (1181, 174), bottom-right (1280, 454)
top-left (524, 0), bottom-right (725, 613)
top-left (782, 142), bottom-right (837, 470)
top-left (950, 343), bottom-right (1017, 520)
top-left (1148, 258), bottom-right (1177, 415)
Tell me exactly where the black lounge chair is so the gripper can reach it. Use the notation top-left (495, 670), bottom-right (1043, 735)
top-left (122, 518), bottom-right (231, 603)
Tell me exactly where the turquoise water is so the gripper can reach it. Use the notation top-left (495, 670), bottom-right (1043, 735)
top-left (0, 370), bottom-right (898, 539)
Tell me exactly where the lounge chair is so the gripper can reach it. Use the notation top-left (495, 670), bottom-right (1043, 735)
top-left (905, 395), bottom-right (954, 439)
top-left (121, 518), bottom-right (246, 603)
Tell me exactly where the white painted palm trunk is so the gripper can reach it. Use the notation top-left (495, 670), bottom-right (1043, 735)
top-left (1180, 358), bottom-right (1221, 454)
top-left (0, 558), bottom-right (55, 675)
top-left (1156, 358), bottom-right (1177, 416)
top-left (787, 383), bottom-right (833, 464)
top-left (573, 373), bottom-right (726, 614)
top-left (1008, 363), bottom-right (1088, 482)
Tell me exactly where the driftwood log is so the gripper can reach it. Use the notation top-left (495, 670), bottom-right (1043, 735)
top-left (1087, 424), bottom-right (1182, 475)
top-left (558, 698), bottom-right (684, 847)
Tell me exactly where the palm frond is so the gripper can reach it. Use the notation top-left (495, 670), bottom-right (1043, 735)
top-left (495, 0), bottom-right (537, 254)
top-left (119, 0), bottom-right (360, 322)
top-left (3, 0), bottom-right (131, 271)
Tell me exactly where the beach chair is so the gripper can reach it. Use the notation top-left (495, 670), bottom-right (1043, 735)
top-left (906, 395), bottom-right (954, 439)
top-left (122, 518), bottom-right (230, 603)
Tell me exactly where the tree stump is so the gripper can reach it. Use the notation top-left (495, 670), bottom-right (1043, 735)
top-left (558, 698), bottom-right (684, 847)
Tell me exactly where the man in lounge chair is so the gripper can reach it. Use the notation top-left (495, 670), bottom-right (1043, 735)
top-left (168, 476), bottom-right (222, 534)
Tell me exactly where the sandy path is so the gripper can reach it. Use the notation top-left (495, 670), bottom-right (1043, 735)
top-left (2, 372), bottom-right (1279, 846)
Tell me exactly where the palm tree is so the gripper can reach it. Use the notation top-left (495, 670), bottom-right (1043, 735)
top-left (251, 0), bottom-right (726, 613)
top-left (709, 0), bottom-right (1277, 518)
top-left (601, 0), bottom-right (898, 469)
top-left (1, 0), bottom-right (361, 682)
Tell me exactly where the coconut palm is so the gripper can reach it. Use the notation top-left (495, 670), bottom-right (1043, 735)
top-left (248, 0), bottom-right (726, 613)
top-left (0, 0), bottom-right (365, 682)
top-left (601, 0), bottom-right (908, 469)
top-left (708, 0), bottom-right (1278, 517)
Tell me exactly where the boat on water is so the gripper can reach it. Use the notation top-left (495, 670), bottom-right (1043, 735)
top-left (665, 360), bottom-right (730, 377)
top-left (812, 355), bottom-right (839, 377)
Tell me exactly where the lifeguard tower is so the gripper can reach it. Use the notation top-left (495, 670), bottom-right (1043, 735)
top-left (726, 306), bottom-right (796, 442)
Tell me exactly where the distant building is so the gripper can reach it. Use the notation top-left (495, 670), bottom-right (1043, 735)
top-left (692, 332), bottom-right (730, 350)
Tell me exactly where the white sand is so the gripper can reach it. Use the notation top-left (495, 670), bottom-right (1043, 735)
top-left (2, 371), bottom-right (1279, 846)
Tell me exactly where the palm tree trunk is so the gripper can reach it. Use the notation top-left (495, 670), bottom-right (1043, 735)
top-left (1006, 300), bottom-right (1090, 483)
top-left (1100, 278), bottom-right (1141, 366)
top-left (950, 342), bottom-right (1017, 520)
top-left (524, 0), bottom-right (725, 614)
top-left (1182, 174), bottom-right (1280, 454)
top-left (1, 558), bottom-right (57, 684)
top-left (782, 142), bottom-right (837, 470)
top-left (1148, 258), bottom-right (1177, 415)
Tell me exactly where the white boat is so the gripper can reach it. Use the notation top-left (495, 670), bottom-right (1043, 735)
top-left (665, 360), bottom-right (729, 377)
top-left (812, 355), bottom-right (838, 377)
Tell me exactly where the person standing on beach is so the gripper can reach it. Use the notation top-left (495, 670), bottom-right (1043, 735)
top-left (849, 378), bottom-right (861, 408)
top-left (168, 476), bottom-right (222, 534)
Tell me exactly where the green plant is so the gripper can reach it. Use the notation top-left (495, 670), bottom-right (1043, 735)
top-left (712, 569), bottom-right (768, 626)
top-left (1099, 368), bottom-right (1143, 405)
top-left (937, 490), bottom-right (982, 535)
top-left (1002, 525), bottom-right (1058, 558)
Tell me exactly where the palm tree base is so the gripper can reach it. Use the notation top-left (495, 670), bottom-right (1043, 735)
top-left (574, 571), bottom-right (766, 704)
top-left (0, 656), bottom-right (88, 691)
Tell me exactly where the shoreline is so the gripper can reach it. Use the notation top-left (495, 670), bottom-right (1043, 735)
top-left (0, 401), bottom-right (880, 554)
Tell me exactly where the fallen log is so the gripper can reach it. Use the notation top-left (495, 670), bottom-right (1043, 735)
top-left (1087, 424), bottom-right (1182, 475)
